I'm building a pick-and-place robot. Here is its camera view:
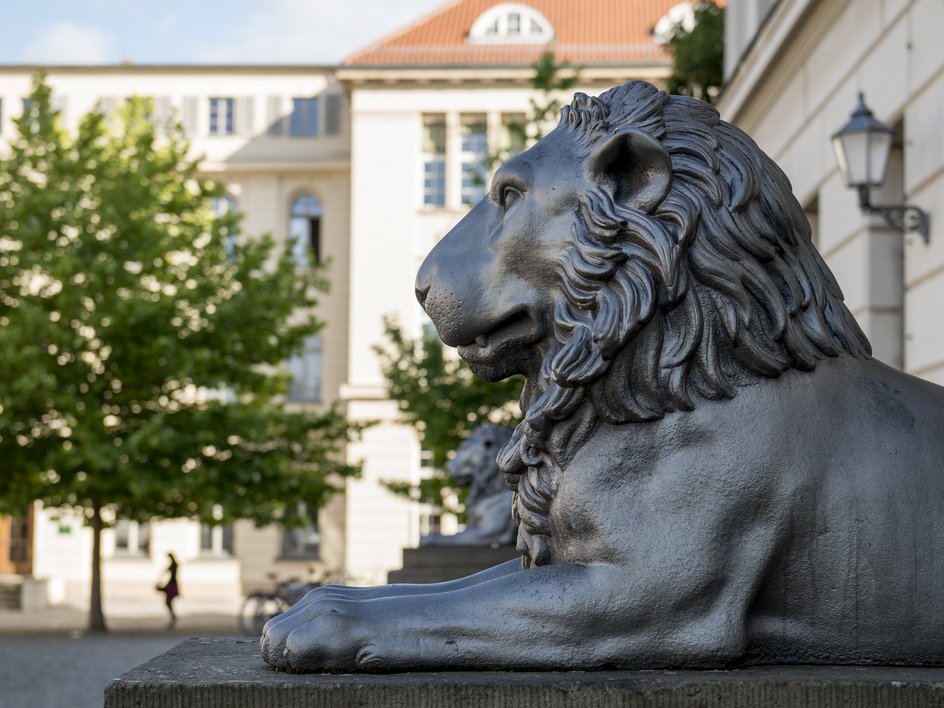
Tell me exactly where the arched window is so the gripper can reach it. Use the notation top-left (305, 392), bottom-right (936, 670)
top-left (290, 194), bottom-right (322, 267)
top-left (467, 3), bottom-right (554, 44)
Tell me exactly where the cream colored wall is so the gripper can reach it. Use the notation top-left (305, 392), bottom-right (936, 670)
top-left (719, 0), bottom-right (944, 382)
top-left (31, 505), bottom-right (241, 614)
top-left (216, 168), bottom-right (351, 408)
top-left (0, 68), bottom-right (348, 165)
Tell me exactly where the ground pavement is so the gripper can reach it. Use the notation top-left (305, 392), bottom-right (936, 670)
top-left (0, 607), bottom-right (241, 708)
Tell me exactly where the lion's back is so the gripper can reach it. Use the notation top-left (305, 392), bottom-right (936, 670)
top-left (748, 358), bottom-right (944, 663)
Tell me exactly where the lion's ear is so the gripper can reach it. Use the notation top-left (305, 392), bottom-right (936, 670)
top-left (587, 129), bottom-right (672, 213)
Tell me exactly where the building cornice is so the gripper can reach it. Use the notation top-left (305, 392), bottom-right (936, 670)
top-left (0, 64), bottom-right (338, 75)
top-left (199, 159), bottom-right (350, 174)
top-left (337, 64), bottom-right (670, 88)
top-left (717, 0), bottom-right (818, 123)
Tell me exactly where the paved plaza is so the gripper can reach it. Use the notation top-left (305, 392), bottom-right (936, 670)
top-left (0, 608), bottom-right (241, 708)
top-left (0, 634), bottom-right (184, 708)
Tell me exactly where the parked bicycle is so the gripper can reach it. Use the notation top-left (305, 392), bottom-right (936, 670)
top-left (239, 568), bottom-right (336, 635)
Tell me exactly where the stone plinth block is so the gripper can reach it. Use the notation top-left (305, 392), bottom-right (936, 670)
top-left (387, 544), bottom-right (520, 584)
top-left (105, 637), bottom-right (944, 708)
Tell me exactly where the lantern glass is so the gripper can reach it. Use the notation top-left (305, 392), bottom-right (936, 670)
top-left (831, 94), bottom-right (894, 189)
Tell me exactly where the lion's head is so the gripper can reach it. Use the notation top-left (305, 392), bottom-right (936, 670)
top-left (447, 423), bottom-right (514, 500)
top-left (416, 80), bottom-right (870, 567)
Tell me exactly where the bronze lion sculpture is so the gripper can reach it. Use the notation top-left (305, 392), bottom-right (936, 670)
top-left (262, 80), bottom-right (944, 672)
top-left (420, 423), bottom-right (516, 547)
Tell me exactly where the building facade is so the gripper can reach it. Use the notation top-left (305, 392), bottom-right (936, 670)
top-left (720, 0), bottom-right (943, 385)
top-left (0, 0), bottom-right (694, 613)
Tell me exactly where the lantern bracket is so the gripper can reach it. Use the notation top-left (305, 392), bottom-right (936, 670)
top-left (857, 185), bottom-right (930, 244)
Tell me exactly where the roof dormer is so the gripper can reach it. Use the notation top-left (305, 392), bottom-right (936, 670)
top-left (467, 3), bottom-right (554, 44)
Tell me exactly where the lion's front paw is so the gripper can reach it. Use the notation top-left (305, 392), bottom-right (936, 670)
top-left (261, 597), bottom-right (375, 672)
top-left (259, 585), bottom-right (363, 668)
top-left (278, 608), bottom-right (355, 672)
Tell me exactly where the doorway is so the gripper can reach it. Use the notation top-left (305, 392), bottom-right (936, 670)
top-left (0, 506), bottom-right (33, 575)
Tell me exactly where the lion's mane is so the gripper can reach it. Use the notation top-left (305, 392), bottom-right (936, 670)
top-left (498, 81), bottom-right (871, 568)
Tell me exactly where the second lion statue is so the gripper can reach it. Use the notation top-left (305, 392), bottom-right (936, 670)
top-left (420, 423), bottom-right (516, 547)
top-left (262, 80), bottom-right (944, 672)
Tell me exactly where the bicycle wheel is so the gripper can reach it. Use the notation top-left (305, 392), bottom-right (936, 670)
top-left (239, 594), bottom-right (290, 635)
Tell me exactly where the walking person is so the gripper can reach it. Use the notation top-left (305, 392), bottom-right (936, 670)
top-left (157, 552), bottom-right (180, 629)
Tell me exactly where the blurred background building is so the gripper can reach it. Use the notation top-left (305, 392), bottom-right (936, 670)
top-left (720, 0), bottom-right (942, 383)
top-left (0, 0), bottom-right (686, 614)
top-left (1, 0), bottom-right (940, 616)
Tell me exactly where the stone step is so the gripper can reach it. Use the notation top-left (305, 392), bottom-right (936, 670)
top-left (0, 584), bottom-right (20, 610)
top-left (387, 545), bottom-right (519, 585)
top-left (400, 545), bottom-right (519, 568)
top-left (387, 566), bottom-right (489, 584)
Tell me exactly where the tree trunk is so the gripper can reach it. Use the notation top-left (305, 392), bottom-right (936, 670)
top-left (88, 503), bottom-right (107, 633)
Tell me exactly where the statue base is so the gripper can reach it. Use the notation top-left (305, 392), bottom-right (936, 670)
top-left (386, 544), bottom-right (519, 584)
top-left (105, 637), bottom-right (944, 708)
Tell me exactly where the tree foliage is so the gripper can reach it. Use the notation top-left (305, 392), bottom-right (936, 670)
top-left (374, 318), bottom-right (521, 512)
top-left (0, 75), bottom-right (360, 628)
top-left (665, 1), bottom-right (725, 104)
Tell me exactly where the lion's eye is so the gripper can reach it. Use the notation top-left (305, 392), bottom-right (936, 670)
top-left (501, 185), bottom-right (523, 210)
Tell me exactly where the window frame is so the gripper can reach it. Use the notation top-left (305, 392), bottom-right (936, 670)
top-left (286, 334), bottom-right (323, 404)
top-left (460, 115), bottom-right (488, 207)
top-left (112, 519), bottom-right (151, 557)
top-left (289, 194), bottom-right (323, 267)
top-left (290, 96), bottom-right (320, 136)
top-left (208, 97), bottom-right (235, 136)
top-left (279, 502), bottom-right (320, 560)
top-left (467, 3), bottom-right (554, 44)
top-left (421, 115), bottom-right (447, 208)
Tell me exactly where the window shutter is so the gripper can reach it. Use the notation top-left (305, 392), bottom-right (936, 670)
top-left (236, 96), bottom-right (255, 135)
top-left (267, 95), bottom-right (284, 136)
top-left (152, 96), bottom-right (173, 133)
top-left (181, 96), bottom-right (200, 135)
top-left (325, 93), bottom-right (342, 135)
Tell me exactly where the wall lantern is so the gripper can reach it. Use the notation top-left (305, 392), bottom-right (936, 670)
top-left (831, 92), bottom-right (929, 243)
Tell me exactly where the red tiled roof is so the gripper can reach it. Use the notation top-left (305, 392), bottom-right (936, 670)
top-left (344, 0), bottom-right (686, 66)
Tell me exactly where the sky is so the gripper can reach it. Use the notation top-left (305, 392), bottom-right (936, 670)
top-left (0, 0), bottom-right (446, 65)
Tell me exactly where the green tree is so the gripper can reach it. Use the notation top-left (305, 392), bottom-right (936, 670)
top-left (665, 0), bottom-right (724, 104)
top-left (0, 76), bottom-right (360, 631)
top-left (374, 318), bottom-right (521, 513)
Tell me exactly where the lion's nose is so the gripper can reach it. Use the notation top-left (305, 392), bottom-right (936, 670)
top-left (415, 259), bottom-right (433, 307)
top-left (415, 283), bottom-right (430, 308)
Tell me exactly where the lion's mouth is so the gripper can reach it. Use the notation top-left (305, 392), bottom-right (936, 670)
top-left (458, 309), bottom-right (541, 359)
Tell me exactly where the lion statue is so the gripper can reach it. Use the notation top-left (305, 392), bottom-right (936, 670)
top-left (420, 423), bottom-right (516, 547)
top-left (262, 80), bottom-right (944, 672)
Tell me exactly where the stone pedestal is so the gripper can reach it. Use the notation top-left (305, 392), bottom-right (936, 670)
top-left (386, 544), bottom-right (519, 584)
top-left (105, 637), bottom-right (944, 708)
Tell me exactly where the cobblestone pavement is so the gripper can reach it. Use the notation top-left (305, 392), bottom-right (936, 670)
top-left (0, 634), bottom-right (221, 708)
